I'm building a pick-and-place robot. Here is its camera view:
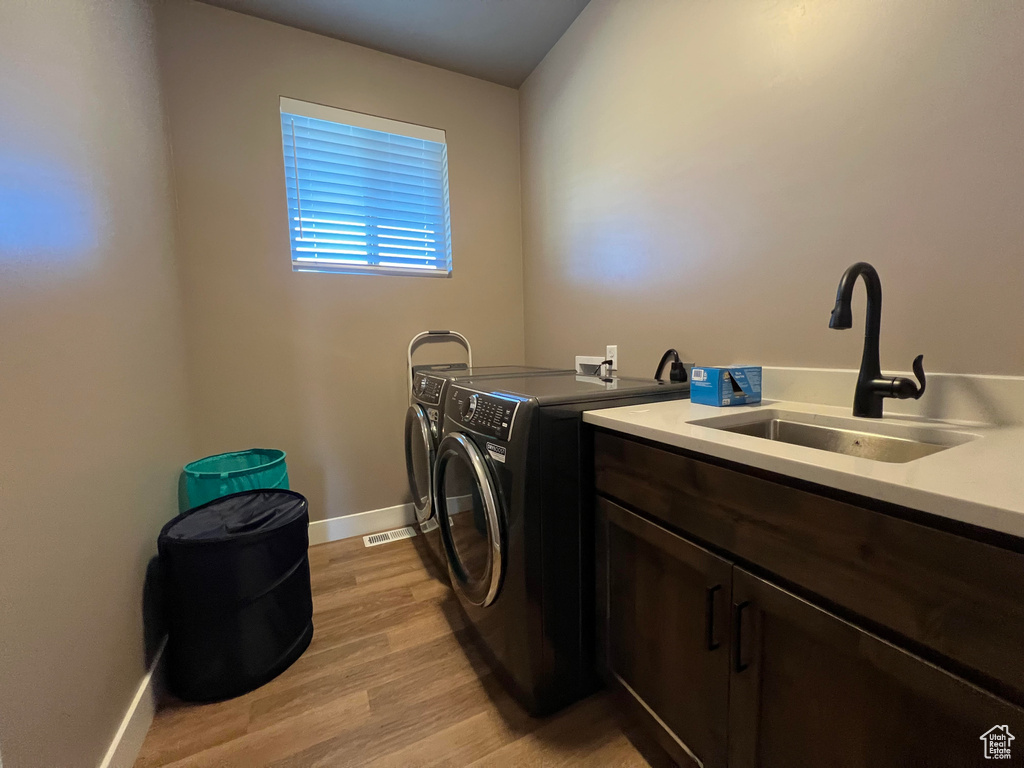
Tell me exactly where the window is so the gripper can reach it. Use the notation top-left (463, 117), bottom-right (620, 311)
top-left (280, 97), bottom-right (452, 277)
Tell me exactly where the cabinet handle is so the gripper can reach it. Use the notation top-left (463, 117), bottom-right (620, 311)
top-left (705, 584), bottom-right (722, 651)
top-left (734, 601), bottom-right (751, 673)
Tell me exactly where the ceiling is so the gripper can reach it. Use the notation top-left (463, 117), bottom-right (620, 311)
top-left (197, 0), bottom-right (592, 87)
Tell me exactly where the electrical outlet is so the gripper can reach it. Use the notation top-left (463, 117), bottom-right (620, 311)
top-left (606, 345), bottom-right (618, 371)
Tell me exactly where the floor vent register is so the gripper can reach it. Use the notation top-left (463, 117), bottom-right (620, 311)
top-left (363, 526), bottom-right (418, 547)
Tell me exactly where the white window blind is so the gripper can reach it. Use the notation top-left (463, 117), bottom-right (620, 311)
top-left (280, 97), bottom-right (452, 277)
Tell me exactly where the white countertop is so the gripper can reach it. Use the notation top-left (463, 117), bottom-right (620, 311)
top-left (584, 398), bottom-right (1024, 538)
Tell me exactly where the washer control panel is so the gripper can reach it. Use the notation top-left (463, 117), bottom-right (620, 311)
top-left (412, 374), bottom-right (445, 405)
top-left (448, 387), bottom-right (518, 441)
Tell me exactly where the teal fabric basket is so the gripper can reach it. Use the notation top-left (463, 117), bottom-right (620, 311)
top-left (183, 449), bottom-right (289, 509)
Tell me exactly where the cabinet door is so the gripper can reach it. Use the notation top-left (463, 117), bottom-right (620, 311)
top-left (729, 567), bottom-right (1024, 768)
top-left (597, 497), bottom-right (732, 768)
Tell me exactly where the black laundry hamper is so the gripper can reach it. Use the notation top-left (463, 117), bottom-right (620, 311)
top-left (158, 489), bottom-right (313, 701)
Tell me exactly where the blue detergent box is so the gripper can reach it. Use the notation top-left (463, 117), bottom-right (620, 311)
top-left (690, 366), bottom-right (762, 407)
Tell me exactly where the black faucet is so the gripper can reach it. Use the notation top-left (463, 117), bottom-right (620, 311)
top-left (828, 262), bottom-right (926, 418)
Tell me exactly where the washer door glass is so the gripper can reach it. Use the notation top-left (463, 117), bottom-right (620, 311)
top-left (404, 404), bottom-right (435, 523)
top-left (434, 433), bottom-right (503, 607)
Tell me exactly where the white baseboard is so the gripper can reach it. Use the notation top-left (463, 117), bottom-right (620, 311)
top-left (307, 502), bottom-right (417, 546)
top-left (98, 637), bottom-right (166, 768)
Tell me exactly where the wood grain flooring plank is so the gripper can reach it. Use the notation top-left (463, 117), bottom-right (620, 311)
top-left (354, 558), bottom-right (435, 583)
top-left (411, 578), bottom-right (452, 602)
top-left (269, 673), bottom-right (501, 768)
top-left (385, 600), bottom-right (468, 653)
top-left (309, 569), bottom-right (358, 596)
top-left (159, 690), bottom-right (370, 768)
top-left (302, 622), bottom-right (391, 662)
top-left (465, 695), bottom-right (632, 767)
top-left (359, 680), bottom-right (540, 768)
top-left (312, 569), bottom-right (434, 612)
top-left (366, 632), bottom-right (491, 717)
top-left (311, 586), bottom-right (420, 640)
top-left (246, 630), bottom-right (477, 733)
top-left (134, 697), bottom-right (250, 768)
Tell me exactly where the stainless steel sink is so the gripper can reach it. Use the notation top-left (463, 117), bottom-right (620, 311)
top-left (691, 411), bottom-right (975, 463)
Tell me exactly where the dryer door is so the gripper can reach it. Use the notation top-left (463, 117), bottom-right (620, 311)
top-left (434, 432), bottom-right (504, 607)
top-left (405, 404), bottom-right (436, 524)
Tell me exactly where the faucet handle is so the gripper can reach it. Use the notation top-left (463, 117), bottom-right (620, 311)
top-left (890, 354), bottom-right (926, 400)
top-left (911, 354), bottom-right (926, 399)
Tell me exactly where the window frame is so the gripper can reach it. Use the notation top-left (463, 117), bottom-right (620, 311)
top-left (279, 97), bottom-right (453, 279)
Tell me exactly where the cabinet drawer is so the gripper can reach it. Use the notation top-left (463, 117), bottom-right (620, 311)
top-left (594, 430), bottom-right (1024, 701)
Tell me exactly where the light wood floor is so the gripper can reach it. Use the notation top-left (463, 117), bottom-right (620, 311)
top-left (135, 533), bottom-right (669, 767)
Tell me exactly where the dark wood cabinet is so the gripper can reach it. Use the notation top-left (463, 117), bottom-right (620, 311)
top-left (728, 567), bottom-right (1024, 768)
top-left (597, 497), bottom-right (732, 768)
top-left (594, 430), bottom-right (1024, 767)
top-left (594, 430), bottom-right (1024, 703)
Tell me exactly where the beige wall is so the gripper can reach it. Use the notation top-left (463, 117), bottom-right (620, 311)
top-left (520, 0), bottom-right (1024, 377)
top-left (0, 1), bottom-right (192, 766)
top-left (155, 0), bottom-right (525, 522)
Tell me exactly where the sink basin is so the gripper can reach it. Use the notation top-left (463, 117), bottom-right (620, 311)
top-left (690, 410), bottom-right (976, 464)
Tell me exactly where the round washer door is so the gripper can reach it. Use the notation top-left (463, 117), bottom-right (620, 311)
top-left (404, 405), bottom-right (436, 524)
top-left (433, 432), bottom-right (504, 607)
